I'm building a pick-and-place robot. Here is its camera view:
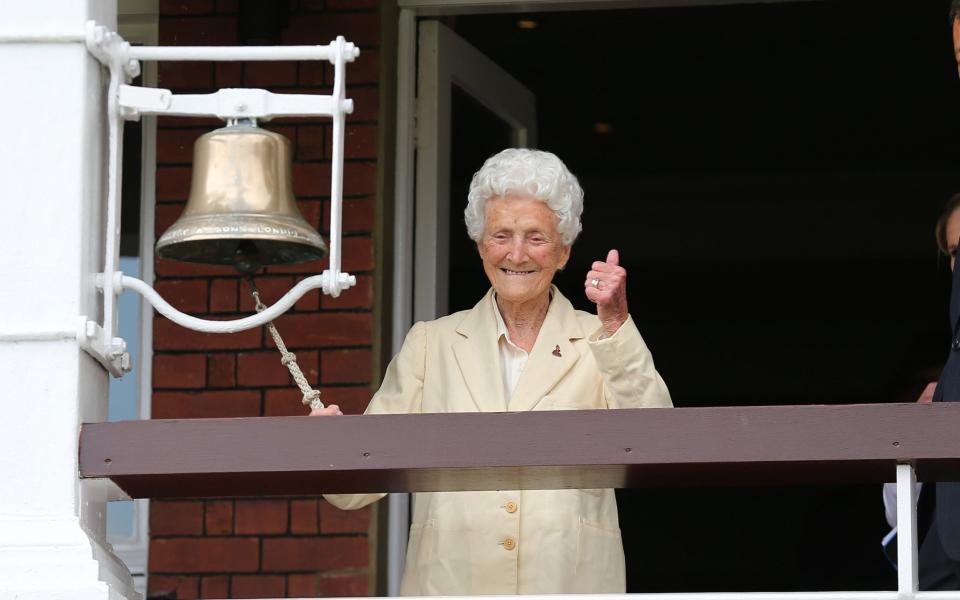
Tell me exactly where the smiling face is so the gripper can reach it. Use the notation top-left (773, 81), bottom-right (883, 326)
top-left (477, 195), bottom-right (571, 306)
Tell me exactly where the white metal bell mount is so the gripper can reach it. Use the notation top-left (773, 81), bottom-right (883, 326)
top-left (82, 21), bottom-right (359, 376)
top-left (117, 271), bottom-right (355, 334)
top-left (118, 86), bottom-right (354, 121)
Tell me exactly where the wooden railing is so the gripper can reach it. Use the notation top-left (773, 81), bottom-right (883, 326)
top-left (79, 403), bottom-right (960, 498)
top-left (79, 402), bottom-right (960, 599)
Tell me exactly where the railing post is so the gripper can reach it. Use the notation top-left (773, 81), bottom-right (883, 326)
top-left (896, 463), bottom-right (919, 598)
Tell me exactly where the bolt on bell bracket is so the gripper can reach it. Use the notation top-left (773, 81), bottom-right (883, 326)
top-left (82, 21), bottom-right (359, 377)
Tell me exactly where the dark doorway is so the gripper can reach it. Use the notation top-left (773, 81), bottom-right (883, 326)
top-left (446, 0), bottom-right (960, 592)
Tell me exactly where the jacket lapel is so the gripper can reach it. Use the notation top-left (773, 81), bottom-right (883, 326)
top-left (936, 261), bottom-right (960, 404)
top-left (508, 288), bottom-right (584, 413)
top-left (951, 259), bottom-right (960, 332)
top-left (452, 289), bottom-right (508, 412)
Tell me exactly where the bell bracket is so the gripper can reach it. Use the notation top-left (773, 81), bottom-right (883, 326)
top-left (81, 22), bottom-right (360, 377)
top-left (115, 270), bottom-right (355, 334)
top-left (77, 316), bottom-right (131, 378)
top-left (118, 86), bottom-right (355, 121)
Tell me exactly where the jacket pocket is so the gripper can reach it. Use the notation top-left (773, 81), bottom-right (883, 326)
top-left (574, 518), bottom-right (626, 593)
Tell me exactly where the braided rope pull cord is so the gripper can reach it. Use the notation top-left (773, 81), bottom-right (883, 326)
top-left (244, 276), bottom-right (324, 411)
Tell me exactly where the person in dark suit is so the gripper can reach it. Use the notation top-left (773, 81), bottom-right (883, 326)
top-left (883, 1), bottom-right (960, 586)
top-left (885, 193), bottom-right (960, 589)
top-left (916, 191), bottom-right (960, 589)
top-left (915, 1), bottom-right (960, 585)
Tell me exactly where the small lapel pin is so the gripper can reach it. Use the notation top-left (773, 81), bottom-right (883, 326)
top-left (552, 345), bottom-right (562, 357)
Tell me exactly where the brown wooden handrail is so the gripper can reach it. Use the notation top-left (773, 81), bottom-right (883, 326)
top-left (79, 403), bottom-right (960, 499)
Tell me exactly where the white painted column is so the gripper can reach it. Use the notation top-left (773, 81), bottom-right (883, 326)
top-left (0, 2), bottom-right (138, 599)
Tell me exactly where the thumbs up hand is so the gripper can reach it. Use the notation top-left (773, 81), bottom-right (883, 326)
top-left (584, 249), bottom-right (629, 337)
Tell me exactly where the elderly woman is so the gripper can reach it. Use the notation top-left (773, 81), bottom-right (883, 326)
top-left (314, 148), bottom-right (671, 595)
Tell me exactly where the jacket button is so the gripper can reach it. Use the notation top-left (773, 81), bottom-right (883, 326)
top-left (953, 338), bottom-right (960, 351)
top-left (503, 537), bottom-right (516, 551)
top-left (504, 501), bottom-right (518, 514)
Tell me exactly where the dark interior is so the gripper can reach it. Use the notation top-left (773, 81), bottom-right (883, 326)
top-left (444, 0), bottom-right (960, 592)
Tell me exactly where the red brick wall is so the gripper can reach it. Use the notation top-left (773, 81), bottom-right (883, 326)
top-left (149, 1), bottom-right (382, 597)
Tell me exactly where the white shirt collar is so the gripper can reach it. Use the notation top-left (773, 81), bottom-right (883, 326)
top-left (492, 293), bottom-right (510, 341)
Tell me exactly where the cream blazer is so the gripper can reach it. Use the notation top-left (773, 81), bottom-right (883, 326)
top-left (326, 287), bottom-right (672, 595)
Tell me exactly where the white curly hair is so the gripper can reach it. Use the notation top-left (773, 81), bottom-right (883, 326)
top-left (464, 148), bottom-right (584, 246)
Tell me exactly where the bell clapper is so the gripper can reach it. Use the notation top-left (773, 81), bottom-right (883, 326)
top-left (244, 275), bottom-right (324, 411)
top-left (233, 240), bottom-right (262, 275)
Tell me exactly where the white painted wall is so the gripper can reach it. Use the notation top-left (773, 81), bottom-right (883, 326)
top-left (0, 1), bottom-right (138, 598)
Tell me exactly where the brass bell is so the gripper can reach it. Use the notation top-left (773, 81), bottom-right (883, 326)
top-left (156, 120), bottom-right (327, 273)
